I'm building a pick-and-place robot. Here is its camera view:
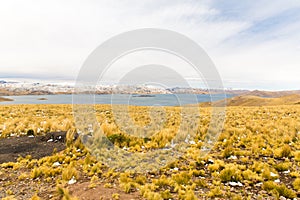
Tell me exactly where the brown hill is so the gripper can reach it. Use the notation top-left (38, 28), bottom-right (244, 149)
top-left (244, 90), bottom-right (300, 98)
top-left (201, 94), bottom-right (300, 107)
top-left (0, 96), bottom-right (13, 102)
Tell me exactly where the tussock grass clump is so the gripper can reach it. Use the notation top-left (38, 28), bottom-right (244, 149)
top-left (1, 162), bottom-right (16, 169)
top-left (293, 178), bottom-right (300, 191)
top-left (18, 173), bottom-right (29, 181)
top-left (274, 162), bottom-right (291, 172)
top-left (56, 185), bottom-right (79, 200)
top-left (135, 175), bottom-right (147, 185)
top-left (207, 186), bottom-right (223, 198)
top-left (29, 193), bottom-right (40, 200)
top-left (207, 160), bottom-right (224, 172)
top-left (263, 181), bottom-right (296, 199)
top-left (1, 196), bottom-right (17, 200)
top-left (172, 172), bottom-right (191, 185)
top-left (280, 144), bottom-right (292, 158)
top-left (62, 164), bottom-right (78, 181)
top-left (119, 172), bottom-right (137, 193)
top-left (112, 193), bottom-right (120, 200)
top-left (219, 164), bottom-right (242, 182)
top-left (30, 167), bottom-right (42, 179)
top-left (153, 175), bottom-right (172, 189)
top-left (142, 190), bottom-right (163, 200)
top-left (294, 151), bottom-right (300, 162)
top-left (242, 169), bottom-right (262, 182)
top-left (178, 189), bottom-right (197, 200)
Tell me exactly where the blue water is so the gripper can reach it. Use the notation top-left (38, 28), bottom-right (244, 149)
top-left (0, 94), bottom-right (234, 106)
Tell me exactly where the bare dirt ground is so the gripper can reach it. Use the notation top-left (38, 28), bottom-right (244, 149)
top-left (0, 135), bottom-right (142, 200)
top-left (69, 182), bottom-right (142, 200)
top-left (0, 135), bottom-right (66, 164)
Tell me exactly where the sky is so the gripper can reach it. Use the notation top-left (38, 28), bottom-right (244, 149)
top-left (0, 0), bottom-right (299, 90)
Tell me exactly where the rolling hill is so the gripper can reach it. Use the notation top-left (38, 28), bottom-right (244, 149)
top-left (0, 96), bottom-right (13, 102)
top-left (201, 94), bottom-right (300, 107)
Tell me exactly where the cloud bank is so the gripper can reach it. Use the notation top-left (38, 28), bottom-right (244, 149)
top-left (0, 0), bottom-right (299, 90)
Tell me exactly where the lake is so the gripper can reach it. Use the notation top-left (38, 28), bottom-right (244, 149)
top-left (0, 94), bottom-right (234, 106)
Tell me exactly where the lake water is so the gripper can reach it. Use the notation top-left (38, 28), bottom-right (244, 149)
top-left (0, 94), bottom-right (234, 106)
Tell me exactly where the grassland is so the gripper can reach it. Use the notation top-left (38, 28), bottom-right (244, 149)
top-left (0, 103), bottom-right (300, 199)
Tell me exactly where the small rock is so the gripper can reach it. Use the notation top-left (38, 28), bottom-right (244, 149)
top-left (189, 141), bottom-right (196, 145)
top-left (207, 159), bottom-right (214, 164)
top-left (52, 162), bottom-right (61, 167)
top-left (47, 138), bottom-right (53, 142)
top-left (229, 181), bottom-right (243, 187)
top-left (274, 179), bottom-right (280, 183)
top-left (228, 155), bottom-right (237, 160)
top-left (255, 182), bottom-right (263, 187)
top-left (68, 176), bottom-right (77, 185)
top-left (283, 170), bottom-right (290, 174)
top-left (173, 167), bottom-right (179, 171)
top-left (270, 172), bottom-right (278, 177)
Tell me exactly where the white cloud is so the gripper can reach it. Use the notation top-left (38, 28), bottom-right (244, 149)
top-left (0, 0), bottom-right (299, 89)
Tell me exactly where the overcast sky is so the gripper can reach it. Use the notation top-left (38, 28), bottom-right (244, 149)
top-left (0, 0), bottom-right (299, 90)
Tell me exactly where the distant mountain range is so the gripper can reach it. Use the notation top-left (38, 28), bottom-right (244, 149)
top-left (0, 80), bottom-right (299, 99)
top-left (0, 80), bottom-right (246, 96)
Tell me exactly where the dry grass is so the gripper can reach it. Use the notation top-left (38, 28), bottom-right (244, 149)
top-left (201, 94), bottom-right (300, 107)
top-left (0, 104), bottom-right (300, 199)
